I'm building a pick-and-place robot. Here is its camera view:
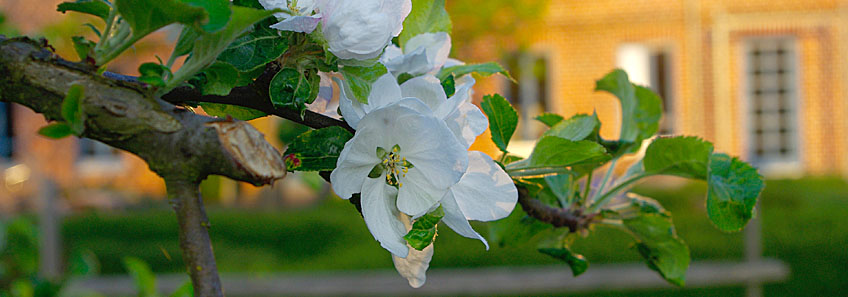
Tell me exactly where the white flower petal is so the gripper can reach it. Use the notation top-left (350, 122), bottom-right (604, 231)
top-left (330, 124), bottom-right (383, 199)
top-left (443, 101), bottom-right (488, 149)
top-left (383, 0), bottom-right (412, 36)
top-left (363, 74), bottom-right (403, 113)
top-left (269, 15), bottom-right (321, 33)
top-left (441, 191), bottom-right (489, 249)
top-left (362, 178), bottom-right (408, 258)
top-left (334, 77), bottom-right (365, 129)
top-left (400, 75), bottom-right (447, 112)
top-left (392, 214), bottom-right (433, 288)
top-left (397, 169), bottom-right (446, 217)
top-left (403, 32), bottom-right (451, 74)
top-left (384, 47), bottom-right (430, 76)
top-left (452, 151), bottom-right (518, 221)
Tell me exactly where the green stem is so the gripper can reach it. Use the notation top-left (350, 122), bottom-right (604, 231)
top-left (592, 158), bottom-right (618, 202)
top-left (93, 7), bottom-right (117, 53)
top-left (587, 173), bottom-right (652, 213)
top-left (581, 173), bottom-right (593, 204)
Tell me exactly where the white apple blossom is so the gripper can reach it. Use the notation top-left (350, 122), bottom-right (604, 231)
top-left (330, 100), bottom-right (468, 257)
top-left (382, 32), bottom-right (452, 76)
top-left (317, 0), bottom-right (412, 60)
top-left (337, 74), bottom-right (487, 148)
top-left (258, 0), bottom-right (322, 33)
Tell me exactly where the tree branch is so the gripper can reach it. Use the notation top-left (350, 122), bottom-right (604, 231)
top-left (516, 186), bottom-right (596, 232)
top-left (0, 36), bottom-right (289, 296)
top-left (167, 179), bottom-right (222, 297)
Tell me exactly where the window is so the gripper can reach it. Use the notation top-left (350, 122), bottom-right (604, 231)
top-left (0, 102), bottom-right (14, 159)
top-left (77, 138), bottom-right (123, 176)
top-left (744, 37), bottom-right (799, 169)
top-left (616, 44), bottom-right (675, 134)
top-left (504, 51), bottom-right (549, 140)
top-left (78, 138), bottom-right (120, 160)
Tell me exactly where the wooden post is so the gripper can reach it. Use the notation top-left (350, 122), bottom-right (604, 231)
top-left (745, 205), bottom-right (763, 297)
top-left (38, 178), bottom-right (62, 279)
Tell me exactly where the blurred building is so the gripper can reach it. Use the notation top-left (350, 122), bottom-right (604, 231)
top-left (496, 0), bottom-right (848, 176)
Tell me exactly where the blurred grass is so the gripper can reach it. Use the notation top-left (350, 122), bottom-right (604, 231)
top-left (61, 177), bottom-right (848, 296)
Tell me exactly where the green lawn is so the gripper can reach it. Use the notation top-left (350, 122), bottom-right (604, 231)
top-left (60, 177), bottom-right (848, 296)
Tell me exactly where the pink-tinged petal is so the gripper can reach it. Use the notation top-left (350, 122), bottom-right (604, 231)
top-left (452, 151), bottom-right (518, 221)
top-left (441, 191), bottom-right (489, 249)
top-left (392, 213), bottom-right (433, 288)
top-left (361, 178), bottom-right (409, 258)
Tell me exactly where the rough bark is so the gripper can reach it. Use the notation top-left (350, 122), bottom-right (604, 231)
top-left (0, 36), bottom-right (287, 296)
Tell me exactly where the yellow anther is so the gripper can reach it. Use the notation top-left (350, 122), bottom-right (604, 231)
top-left (398, 182), bottom-right (403, 188)
top-left (403, 168), bottom-right (408, 173)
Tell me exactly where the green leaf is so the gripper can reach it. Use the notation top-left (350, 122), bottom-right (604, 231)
top-left (68, 248), bottom-right (100, 276)
top-left (168, 6), bottom-right (276, 91)
top-left (200, 103), bottom-right (266, 121)
top-left (404, 206), bottom-right (445, 251)
top-left (138, 62), bottom-right (170, 87)
top-left (436, 62), bottom-right (515, 82)
top-left (123, 257), bottom-right (157, 297)
top-left (595, 69), bottom-right (662, 150)
top-left (440, 74), bottom-right (455, 97)
top-left (269, 68), bottom-right (315, 111)
top-left (539, 247), bottom-right (589, 277)
top-left (543, 113), bottom-right (600, 141)
top-left (623, 213), bottom-right (690, 287)
top-left (488, 206), bottom-right (551, 247)
top-left (535, 113), bottom-right (564, 127)
top-left (197, 62), bottom-right (239, 96)
top-left (643, 136), bottom-right (714, 179)
top-left (114, 0), bottom-right (207, 38)
top-left (217, 17), bottom-right (288, 72)
top-left (181, 0), bottom-right (232, 32)
top-left (57, 0), bottom-right (112, 21)
top-left (528, 137), bottom-right (610, 169)
top-left (283, 126), bottom-right (353, 171)
top-left (61, 83), bottom-right (85, 134)
top-left (169, 281), bottom-right (194, 297)
top-left (339, 64), bottom-right (388, 104)
top-left (545, 173), bottom-right (574, 207)
top-left (172, 26), bottom-right (200, 59)
top-left (71, 36), bottom-right (96, 61)
top-left (480, 94), bottom-right (518, 153)
top-left (398, 0), bottom-right (452, 47)
top-left (706, 153), bottom-right (764, 232)
top-left (38, 123), bottom-right (73, 139)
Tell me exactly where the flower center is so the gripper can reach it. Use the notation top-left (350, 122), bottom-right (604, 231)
top-left (369, 144), bottom-right (414, 188)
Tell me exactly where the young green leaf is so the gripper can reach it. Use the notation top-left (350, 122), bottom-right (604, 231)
top-left (706, 153), bottom-right (764, 232)
top-left (623, 213), bottom-right (690, 287)
top-left (114, 0), bottom-right (206, 38)
top-left (436, 62), bottom-right (515, 82)
top-left (398, 0), bottom-right (452, 47)
top-left (123, 257), bottom-right (157, 297)
top-left (138, 62), bottom-right (170, 87)
top-left (543, 113), bottom-right (600, 141)
top-left (283, 126), bottom-right (353, 171)
top-left (61, 83), bottom-right (85, 134)
top-left (181, 0), bottom-right (232, 33)
top-left (528, 137), bottom-right (610, 169)
top-left (404, 206), bottom-right (445, 251)
top-left (480, 94), bottom-right (518, 153)
top-left (595, 69), bottom-right (662, 151)
top-left (535, 113), bottom-right (564, 127)
top-left (487, 206), bottom-right (551, 247)
top-left (339, 63), bottom-right (389, 104)
top-left (269, 68), bottom-right (314, 110)
top-left (643, 136), bottom-right (714, 179)
top-left (38, 123), bottom-right (73, 139)
top-left (197, 62), bottom-right (239, 96)
top-left (539, 247), bottom-right (589, 277)
top-left (545, 173), bottom-right (574, 207)
top-left (200, 103), bottom-right (266, 121)
top-left (167, 6), bottom-right (276, 92)
top-left (71, 36), bottom-right (96, 61)
top-left (440, 74), bottom-right (455, 97)
top-left (217, 17), bottom-right (288, 72)
top-left (57, 0), bottom-right (112, 21)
